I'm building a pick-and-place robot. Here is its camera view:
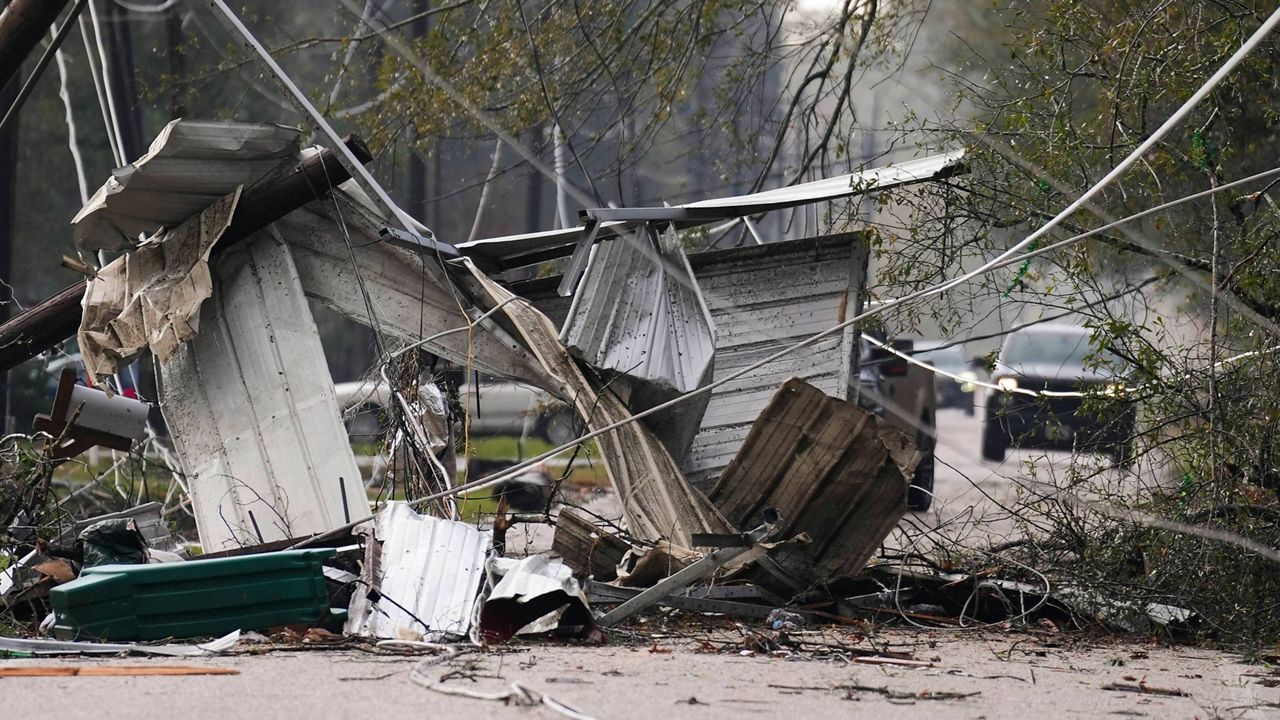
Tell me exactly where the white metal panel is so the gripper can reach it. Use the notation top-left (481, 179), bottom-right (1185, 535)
top-left (685, 150), bottom-right (965, 210)
top-left (72, 120), bottom-right (301, 251)
top-left (159, 234), bottom-right (367, 552)
top-left (681, 235), bottom-right (862, 490)
top-left (561, 227), bottom-right (715, 395)
top-left (274, 191), bottom-right (554, 390)
top-left (346, 502), bottom-right (490, 640)
top-left (455, 150), bottom-right (963, 268)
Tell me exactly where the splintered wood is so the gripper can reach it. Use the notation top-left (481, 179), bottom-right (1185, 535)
top-left (551, 507), bottom-right (631, 582)
top-left (706, 377), bottom-right (920, 582)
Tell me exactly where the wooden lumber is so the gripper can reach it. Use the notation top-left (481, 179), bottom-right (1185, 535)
top-left (0, 665), bottom-right (239, 677)
top-left (552, 507), bottom-right (631, 581)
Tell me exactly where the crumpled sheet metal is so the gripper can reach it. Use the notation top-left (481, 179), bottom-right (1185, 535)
top-left (479, 554), bottom-right (594, 643)
top-left (71, 119), bottom-right (301, 252)
top-left (78, 190), bottom-right (240, 381)
top-left (460, 261), bottom-right (731, 546)
top-left (345, 502), bottom-right (490, 641)
top-left (158, 233), bottom-right (367, 552)
top-left (707, 378), bottom-right (918, 584)
top-left (273, 188), bottom-right (554, 390)
top-left (562, 226), bottom-right (715, 396)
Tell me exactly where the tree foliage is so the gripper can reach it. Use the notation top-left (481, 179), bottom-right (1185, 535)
top-left (871, 0), bottom-right (1280, 646)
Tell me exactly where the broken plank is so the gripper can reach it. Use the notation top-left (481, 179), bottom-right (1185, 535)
top-left (552, 507), bottom-right (631, 582)
top-left (0, 666), bottom-right (239, 677)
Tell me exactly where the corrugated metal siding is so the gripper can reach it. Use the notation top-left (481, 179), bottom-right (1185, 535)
top-left (276, 193), bottom-right (554, 390)
top-left (681, 234), bottom-right (863, 491)
top-left (72, 120), bottom-right (301, 252)
top-left (561, 228), bottom-right (714, 395)
top-left (705, 378), bottom-right (913, 582)
top-left (159, 234), bottom-right (368, 553)
top-left (346, 502), bottom-right (490, 640)
top-left (455, 150), bottom-right (963, 271)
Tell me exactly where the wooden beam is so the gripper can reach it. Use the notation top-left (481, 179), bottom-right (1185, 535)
top-left (0, 136), bottom-right (374, 373)
top-left (0, 666), bottom-right (239, 677)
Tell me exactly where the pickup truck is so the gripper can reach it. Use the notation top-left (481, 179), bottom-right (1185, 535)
top-left (855, 336), bottom-right (938, 512)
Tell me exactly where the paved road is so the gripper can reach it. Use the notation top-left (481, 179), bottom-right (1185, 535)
top-left (519, 406), bottom-right (1105, 556)
top-left (2, 627), bottom-right (1271, 720)
top-left (902, 406), bottom-right (1119, 550)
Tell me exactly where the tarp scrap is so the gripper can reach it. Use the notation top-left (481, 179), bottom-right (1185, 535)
top-left (78, 189), bottom-right (241, 381)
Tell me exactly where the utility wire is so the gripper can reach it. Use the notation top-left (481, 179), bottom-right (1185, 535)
top-left (87, 0), bottom-right (129, 165)
top-left (0, 0), bottom-right (89, 135)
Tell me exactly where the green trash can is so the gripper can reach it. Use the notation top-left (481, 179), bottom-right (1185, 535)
top-left (51, 548), bottom-right (341, 641)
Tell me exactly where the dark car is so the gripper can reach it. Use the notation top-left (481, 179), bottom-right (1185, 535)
top-left (855, 336), bottom-right (938, 512)
top-left (981, 324), bottom-right (1135, 465)
top-left (914, 341), bottom-right (979, 415)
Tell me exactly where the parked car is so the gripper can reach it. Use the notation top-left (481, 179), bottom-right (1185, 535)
top-left (334, 377), bottom-right (576, 444)
top-left (981, 324), bottom-right (1135, 464)
top-left (914, 341), bottom-right (979, 415)
top-left (856, 336), bottom-right (938, 512)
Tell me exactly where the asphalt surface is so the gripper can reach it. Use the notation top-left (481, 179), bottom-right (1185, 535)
top-left (904, 404), bottom-right (1126, 551)
top-left (3, 627), bottom-right (1274, 719)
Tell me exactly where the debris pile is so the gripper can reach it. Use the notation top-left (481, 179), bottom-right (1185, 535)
top-left (0, 118), bottom-right (1032, 665)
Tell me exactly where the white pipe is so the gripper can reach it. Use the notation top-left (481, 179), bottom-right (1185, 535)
top-left (53, 30), bottom-right (89, 204)
top-left (87, 0), bottom-right (128, 165)
top-left (78, 12), bottom-right (121, 166)
top-left (554, 123), bottom-right (572, 229)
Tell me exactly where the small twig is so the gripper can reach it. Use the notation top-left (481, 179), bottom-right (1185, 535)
top-left (841, 684), bottom-right (980, 701)
top-left (1101, 682), bottom-right (1189, 697)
